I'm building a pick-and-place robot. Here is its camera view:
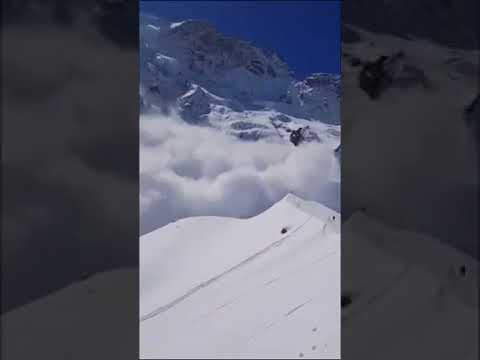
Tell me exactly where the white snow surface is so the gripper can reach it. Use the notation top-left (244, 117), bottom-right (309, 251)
top-left (140, 194), bottom-right (341, 358)
top-left (1, 207), bottom-right (477, 359)
top-left (342, 210), bottom-right (478, 360)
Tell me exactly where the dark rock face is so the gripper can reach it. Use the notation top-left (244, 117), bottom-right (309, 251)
top-left (177, 86), bottom-right (212, 123)
top-left (290, 128), bottom-right (303, 146)
top-left (168, 19), bottom-right (290, 80)
top-left (358, 52), bottom-right (430, 99)
top-left (358, 56), bottom-right (393, 99)
top-left (289, 126), bottom-right (320, 146)
top-left (343, 0), bottom-right (479, 50)
top-left (303, 73), bottom-right (342, 99)
top-left (246, 60), bottom-right (265, 76)
top-left (341, 294), bottom-right (352, 308)
top-left (267, 65), bottom-right (277, 78)
top-left (334, 144), bottom-right (341, 161)
top-left (464, 94), bottom-right (479, 127)
top-left (350, 57), bottom-right (363, 67)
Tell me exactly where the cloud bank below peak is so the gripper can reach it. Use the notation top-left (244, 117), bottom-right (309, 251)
top-left (140, 113), bottom-right (340, 235)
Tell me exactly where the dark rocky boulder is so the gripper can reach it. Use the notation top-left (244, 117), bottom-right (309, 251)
top-left (289, 126), bottom-right (320, 146)
top-left (358, 55), bottom-right (393, 99)
top-left (290, 128), bottom-right (303, 146)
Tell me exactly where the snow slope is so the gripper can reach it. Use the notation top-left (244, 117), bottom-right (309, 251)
top-left (140, 194), bottom-right (340, 359)
top-left (1, 269), bottom-right (139, 360)
top-left (342, 210), bottom-right (478, 360)
top-left (1, 207), bottom-right (477, 359)
top-left (341, 24), bottom-right (478, 254)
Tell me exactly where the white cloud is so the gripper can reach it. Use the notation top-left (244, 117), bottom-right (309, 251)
top-left (140, 112), bottom-right (340, 235)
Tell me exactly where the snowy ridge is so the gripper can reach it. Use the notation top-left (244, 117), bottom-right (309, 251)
top-left (140, 194), bottom-right (340, 358)
top-left (2, 202), bottom-right (477, 359)
top-left (283, 193), bottom-right (341, 224)
top-left (140, 193), bottom-right (338, 317)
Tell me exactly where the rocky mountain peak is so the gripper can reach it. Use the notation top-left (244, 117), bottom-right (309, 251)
top-left (140, 15), bottom-right (341, 138)
top-left (166, 19), bottom-right (290, 80)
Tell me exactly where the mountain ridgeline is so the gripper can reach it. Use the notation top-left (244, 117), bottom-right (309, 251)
top-left (139, 14), bottom-right (341, 145)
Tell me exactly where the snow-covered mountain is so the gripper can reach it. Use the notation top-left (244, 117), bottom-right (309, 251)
top-left (138, 15), bottom-right (342, 358)
top-left (140, 194), bottom-right (340, 358)
top-left (139, 14), bottom-right (340, 145)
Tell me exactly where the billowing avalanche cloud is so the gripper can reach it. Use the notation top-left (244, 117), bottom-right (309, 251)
top-left (140, 113), bottom-right (339, 235)
top-left (139, 15), bottom-right (341, 235)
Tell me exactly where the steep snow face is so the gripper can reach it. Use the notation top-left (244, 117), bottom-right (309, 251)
top-left (289, 73), bottom-right (341, 124)
top-left (140, 15), bottom-right (293, 105)
top-left (139, 14), bottom-right (341, 130)
top-left (140, 194), bottom-right (340, 358)
top-left (177, 84), bottom-right (221, 123)
top-left (340, 24), bottom-right (478, 254)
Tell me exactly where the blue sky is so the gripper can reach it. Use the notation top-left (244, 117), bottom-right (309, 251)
top-left (140, 1), bottom-right (341, 78)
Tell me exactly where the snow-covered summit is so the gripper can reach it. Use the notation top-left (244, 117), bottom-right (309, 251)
top-left (140, 14), bottom-right (341, 143)
top-left (140, 15), bottom-right (293, 103)
top-left (168, 19), bottom-right (291, 79)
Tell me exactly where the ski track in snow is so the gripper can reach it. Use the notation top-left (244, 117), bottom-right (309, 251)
top-left (140, 215), bottom-right (314, 322)
top-left (285, 299), bottom-right (313, 317)
top-left (192, 246), bottom-right (338, 327)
